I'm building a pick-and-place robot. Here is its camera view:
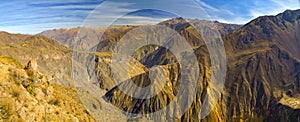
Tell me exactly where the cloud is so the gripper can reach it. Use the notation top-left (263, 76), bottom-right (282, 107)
top-left (216, 17), bottom-right (250, 25)
top-left (0, 0), bottom-right (227, 34)
top-left (0, 22), bottom-right (82, 34)
top-left (0, 0), bottom-right (103, 34)
top-left (193, 0), bottom-right (300, 24)
top-left (0, 0), bottom-right (300, 34)
top-left (249, 0), bottom-right (300, 18)
top-left (82, 0), bottom-right (209, 27)
top-left (29, 1), bottom-right (102, 7)
top-left (194, 0), bottom-right (220, 12)
top-left (113, 16), bottom-right (170, 25)
top-left (270, 0), bottom-right (300, 9)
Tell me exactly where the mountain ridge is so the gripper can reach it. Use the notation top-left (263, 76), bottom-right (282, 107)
top-left (1, 9), bottom-right (300, 122)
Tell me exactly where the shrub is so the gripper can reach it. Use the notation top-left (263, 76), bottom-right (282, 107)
top-left (48, 99), bottom-right (61, 106)
top-left (0, 98), bottom-right (16, 120)
top-left (11, 85), bottom-right (21, 98)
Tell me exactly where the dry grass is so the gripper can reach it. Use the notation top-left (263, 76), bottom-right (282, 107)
top-left (0, 55), bottom-right (96, 121)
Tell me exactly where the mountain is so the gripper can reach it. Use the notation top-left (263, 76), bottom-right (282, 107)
top-left (158, 18), bottom-right (241, 36)
top-left (225, 9), bottom-right (300, 56)
top-left (39, 26), bottom-right (136, 48)
top-left (88, 10), bottom-right (300, 121)
top-left (39, 19), bottom-right (240, 121)
top-left (4, 9), bottom-right (300, 121)
top-left (222, 9), bottom-right (300, 121)
top-left (39, 20), bottom-right (241, 49)
top-left (89, 18), bottom-right (237, 121)
top-left (0, 32), bottom-right (144, 121)
top-left (0, 32), bottom-right (73, 86)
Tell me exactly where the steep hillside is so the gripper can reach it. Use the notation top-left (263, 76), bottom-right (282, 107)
top-left (0, 55), bottom-right (95, 121)
top-left (222, 9), bottom-right (300, 121)
top-left (0, 32), bottom-right (72, 86)
top-left (225, 9), bottom-right (300, 58)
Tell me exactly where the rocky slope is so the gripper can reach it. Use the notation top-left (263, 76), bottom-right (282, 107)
top-left (222, 9), bottom-right (300, 121)
top-left (0, 32), bottom-right (73, 86)
top-left (0, 31), bottom-right (140, 121)
top-left (0, 55), bottom-right (95, 121)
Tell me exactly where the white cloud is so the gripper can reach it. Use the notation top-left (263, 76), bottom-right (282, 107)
top-left (113, 16), bottom-right (169, 25)
top-left (270, 0), bottom-right (300, 9)
top-left (250, 0), bottom-right (300, 18)
top-left (216, 17), bottom-right (250, 25)
top-left (195, 0), bottom-right (220, 12)
top-left (1, 0), bottom-right (300, 34)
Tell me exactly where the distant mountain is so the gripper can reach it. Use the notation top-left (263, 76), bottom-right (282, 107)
top-left (39, 26), bottom-right (136, 48)
top-left (39, 20), bottom-right (241, 49)
top-left (159, 18), bottom-right (241, 36)
top-left (39, 28), bottom-right (80, 48)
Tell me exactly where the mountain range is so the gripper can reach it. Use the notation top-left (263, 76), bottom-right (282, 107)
top-left (1, 9), bottom-right (300, 121)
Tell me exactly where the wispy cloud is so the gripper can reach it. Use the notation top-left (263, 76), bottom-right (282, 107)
top-left (29, 1), bottom-right (102, 7)
top-left (250, 0), bottom-right (300, 18)
top-left (0, 0), bottom-right (102, 34)
top-left (194, 0), bottom-right (300, 24)
top-left (0, 0), bottom-right (299, 34)
top-left (194, 0), bottom-right (220, 12)
top-left (73, 0), bottom-right (209, 28)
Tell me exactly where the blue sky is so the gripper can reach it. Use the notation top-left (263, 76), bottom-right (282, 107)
top-left (0, 0), bottom-right (299, 34)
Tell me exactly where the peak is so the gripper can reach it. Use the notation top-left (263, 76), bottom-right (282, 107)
top-left (279, 9), bottom-right (300, 22)
top-left (242, 9), bottom-right (300, 28)
top-left (0, 31), bottom-right (9, 34)
top-left (282, 9), bottom-right (300, 13)
top-left (159, 17), bottom-right (191, 25)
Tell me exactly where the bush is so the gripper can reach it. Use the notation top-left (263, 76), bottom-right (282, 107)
top-left (11, 85), bottom-right (21, 98)
top-left (11, 89), bottom-right (20, 98)
top-left (0, 98), bottom-right (16, 120)
top-left (48, 99), bottom-right (61, 106)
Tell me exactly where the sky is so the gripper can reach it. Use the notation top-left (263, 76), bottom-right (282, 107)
top-left (0, 0), bottom-right (299, 34)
